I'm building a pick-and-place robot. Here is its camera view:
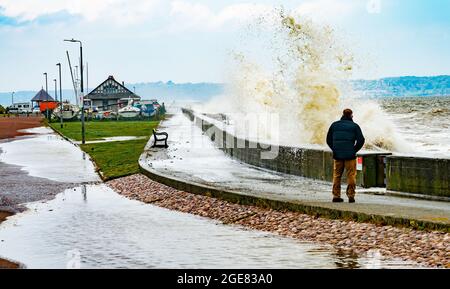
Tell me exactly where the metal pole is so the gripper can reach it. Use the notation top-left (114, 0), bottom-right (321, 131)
top-left (86, 62), bottom-right (88, 94)
top-left (57, 63), bottom-right (63, 129)
top-left (44, 73), bottom-right (48, 93)
top-left (54, 79), bottom-right (57, 101)
top-left (74, 66), bottom-right (79, 104)
top-left (11, 92), bottom-right (14, 105)
top-left (64, 38), bottom-right (85, 144)
top-left (54, 78), bottom-right (57, 122)
top-left (66, 51), bottom-right (78, 106)
top-left (44, 72), bottom-right (48, 120)
top-left (80, 42), bottom-right (85, 145)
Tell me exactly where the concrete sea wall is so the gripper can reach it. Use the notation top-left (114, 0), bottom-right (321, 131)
top-left (182, 108), bottom-right (449, 197)
top-left (387, 156), bottom-right (449, 197)
top-left (183, 108), bottom-right (388, 189)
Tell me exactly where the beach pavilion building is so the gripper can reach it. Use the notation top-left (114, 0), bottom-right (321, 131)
top-left (84, 75), bottom-right (141, 112)
top-left (31, 89), bottom-right (56, 112)
top-left (31, 89), bottom-right (55, 104)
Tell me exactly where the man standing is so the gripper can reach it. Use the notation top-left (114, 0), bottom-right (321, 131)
top-left (326, 109), bottom-right (365, 203)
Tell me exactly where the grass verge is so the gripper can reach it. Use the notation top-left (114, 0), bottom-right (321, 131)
top-left (49, 120), bottom-right (159, 141)
top-left (81, 138), bottom-right (149, 180)
top-left (50, 120), bottom-right (159, 180)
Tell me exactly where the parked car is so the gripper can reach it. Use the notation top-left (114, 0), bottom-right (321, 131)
top-left (8, 102), bottom-right (32, 114)
top-left (32, 105), bottom-right (41, 114)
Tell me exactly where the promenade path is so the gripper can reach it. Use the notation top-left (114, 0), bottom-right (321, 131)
top-left (140, 111), bottom-right (450, 229)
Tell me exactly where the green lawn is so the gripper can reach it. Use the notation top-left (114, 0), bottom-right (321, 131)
top-left (81, 139), bottom-right (149, 180)
top-left (50, 120), bottom-right (159, 141)
top-left (50, 120), bottom-right (159, 180)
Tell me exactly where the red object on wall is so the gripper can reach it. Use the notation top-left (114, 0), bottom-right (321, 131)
top-left (357, 156), bottom-right (363, 171)
top-left (39, 101), bottom-right (58, 112)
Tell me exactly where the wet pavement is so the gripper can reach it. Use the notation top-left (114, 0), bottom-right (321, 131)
top-left (0, 158), bottom-right (73, 212)
top-left (0, 127), bottom-right (99, 212)
top-left (140, 111), bottom-right (450, 225)
top-left (0, 124), bottom-right (422, 269)
top-left (0, 184), bottom-right (420, 269)
top-left (0, 127), bottom-right (100, 183)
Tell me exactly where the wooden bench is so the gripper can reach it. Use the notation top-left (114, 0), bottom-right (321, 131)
top-left (152, 129), bottom-right (168, 148)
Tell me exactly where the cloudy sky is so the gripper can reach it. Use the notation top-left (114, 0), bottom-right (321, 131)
top-left (0, 0), bottom-right (449, 92)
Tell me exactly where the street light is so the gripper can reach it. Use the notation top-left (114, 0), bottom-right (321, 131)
top-left (57, 63), bottom-right (63, 129)
top-left (43, 72), bottom-right (48, 93)
top-left (43, 72), bottom-right (49, 120)
top-left (11, 91), bottom-right (15, 105)
top-left (54, 78), bottom-right (58, 101)
top-left (64, 38), bottom-right (85, 144)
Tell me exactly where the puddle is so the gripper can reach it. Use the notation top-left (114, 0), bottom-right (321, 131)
top-left (0, 127), bottom-right (99, 183)
top-left (0, 185), bottom-right (419, 269)
top-left (0, 123), bottom-right (422, 269)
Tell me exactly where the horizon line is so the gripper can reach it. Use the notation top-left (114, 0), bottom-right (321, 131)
top-left (1, 74), bottom-right (450, 94)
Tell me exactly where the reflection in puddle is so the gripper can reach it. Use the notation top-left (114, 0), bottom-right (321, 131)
top-left (0, 185), bottom-right (419, 269)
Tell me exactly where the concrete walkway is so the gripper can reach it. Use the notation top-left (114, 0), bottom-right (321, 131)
top-left (139, 111), bottom-right (450, 230)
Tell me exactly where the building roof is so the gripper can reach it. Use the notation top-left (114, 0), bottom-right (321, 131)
top-left (31, 89), bottom-right (55, 102)
top-left (85, 75), bottom-right (140, 101)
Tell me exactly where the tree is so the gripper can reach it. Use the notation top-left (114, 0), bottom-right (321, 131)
top-left (0, 105), bottom-right (5, 114)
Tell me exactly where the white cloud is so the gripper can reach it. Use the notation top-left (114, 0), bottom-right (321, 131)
top-left (169, 1), bottom-right (273, 31)
top-left (0, 0), bottom-right (363, 28)
top-left (293, 0), bottom-right (361, 22)
top-left (0, 0), bottom-right (161, 25)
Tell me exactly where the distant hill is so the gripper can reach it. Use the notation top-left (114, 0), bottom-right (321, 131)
top-left (1, 76), bottom-right (449, 107)
top-left (0, 91), bottom-right (38, 107)
top-left (351, 75), bottom-right (450, 97)
top-left (0, 81), bottom-right (225, 107)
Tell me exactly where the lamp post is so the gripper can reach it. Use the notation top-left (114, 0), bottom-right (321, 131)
top-left (43, 73), bottom-right (49, 120)
top-left (57, 63), bottom-right (63, 129)
top-left (11, 91), bottom-right (14, 105)
top-left (86, 62), bottom-right (89, 93)
top-left (43, 72), bottom-right (48, 93)
top-left (54, 78), bottom-right (58, 122)
top-left (64, 38), bottom-right (85, 144)
top-left (54, 78), bottom-right (57, 101)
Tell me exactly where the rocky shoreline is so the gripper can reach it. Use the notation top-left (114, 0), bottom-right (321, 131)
top-left (108, 174), bottom-right (450, 268)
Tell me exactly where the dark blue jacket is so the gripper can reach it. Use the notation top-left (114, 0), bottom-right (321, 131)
top-left (326, 116), bottom-right (365, 160)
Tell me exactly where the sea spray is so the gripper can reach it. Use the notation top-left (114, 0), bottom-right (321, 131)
top-left (196, 10), bottom-right (410, 152)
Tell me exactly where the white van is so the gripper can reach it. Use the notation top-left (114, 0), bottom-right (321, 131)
top-left (8, 102), bottom-right (32, 114)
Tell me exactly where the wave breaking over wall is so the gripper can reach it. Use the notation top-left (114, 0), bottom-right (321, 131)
top-left (195, 10), bottom-right (410, 153)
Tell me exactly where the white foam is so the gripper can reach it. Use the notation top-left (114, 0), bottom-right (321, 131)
top-left (195, 13), bottom-right (411, 153)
